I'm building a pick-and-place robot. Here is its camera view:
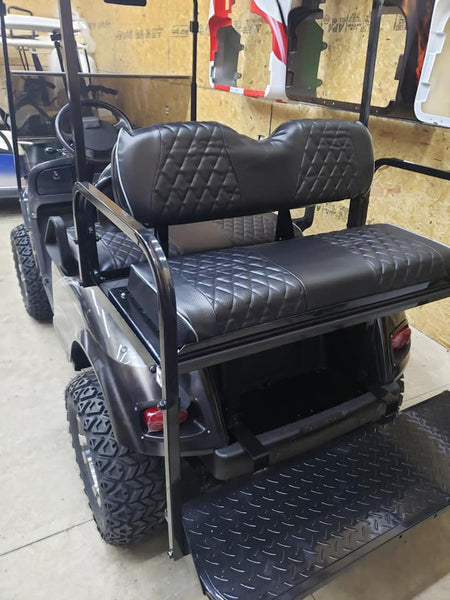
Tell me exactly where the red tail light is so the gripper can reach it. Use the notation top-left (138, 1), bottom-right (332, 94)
top-left (143, 406), bottom-right (188, 433)
top-left (391, 326), bottom-right (412, 351)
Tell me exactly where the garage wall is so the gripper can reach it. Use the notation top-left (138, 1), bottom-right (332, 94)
top-left (3, 0), bottom-right (449, 346)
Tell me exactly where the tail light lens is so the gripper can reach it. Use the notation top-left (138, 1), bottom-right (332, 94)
top-left (391, 326), bottom-right (411, 351)
top-left (143, 406), bottom-right (188, 433)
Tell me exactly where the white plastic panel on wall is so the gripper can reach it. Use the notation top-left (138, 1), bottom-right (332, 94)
top-left (209, 0), bottom-right (290, 100)
top-left (414, 0), bottom-right (449, 127)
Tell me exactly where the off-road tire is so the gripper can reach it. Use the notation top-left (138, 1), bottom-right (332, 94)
top-left (10, 223), bottom-right (52, 322)
top-left (66, 369), bottom-right (166, 545)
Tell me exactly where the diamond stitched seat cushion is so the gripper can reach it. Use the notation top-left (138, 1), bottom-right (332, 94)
top-left (128, 224), bottom-right (450, 348)
top-left (66, 213), bottom-right (301, 271)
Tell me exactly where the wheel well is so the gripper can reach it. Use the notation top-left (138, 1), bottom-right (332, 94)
top-left (71, 341), bottom-right (90, 370)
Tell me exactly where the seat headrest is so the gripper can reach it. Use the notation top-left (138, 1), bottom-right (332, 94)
top-left (112, 119), bottom-right (374, 227)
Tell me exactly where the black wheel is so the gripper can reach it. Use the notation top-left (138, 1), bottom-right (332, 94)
top-left (398, 374), bottom-right (405, 404)
top-left (66, 369), bottom-right (166, 545)
top-left (10, 223), bottom-right (52, 322)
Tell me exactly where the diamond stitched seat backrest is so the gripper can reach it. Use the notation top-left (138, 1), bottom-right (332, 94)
top-left (111, 119), bottom-right (374, 227)
top-left (292, 120), bottom-right (374, 204)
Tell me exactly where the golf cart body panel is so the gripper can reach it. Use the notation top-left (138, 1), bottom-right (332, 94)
top-left (52, 256), bottom-right (409, 463)
top-left (52, 265), bottom-right (228, 455)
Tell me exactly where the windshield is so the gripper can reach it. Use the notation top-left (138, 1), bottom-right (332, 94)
top-left (8, 70), bottom-right (190, 186)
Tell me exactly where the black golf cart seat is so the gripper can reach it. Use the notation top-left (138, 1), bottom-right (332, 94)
top-left (107, 119), bottom-right (449, 350)
top-left (66, 211), bottom-right (299, 269)
top-left (63, 164), bottom-right (301, 271)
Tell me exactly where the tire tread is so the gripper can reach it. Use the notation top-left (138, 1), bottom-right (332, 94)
top-left (10, 223), bottom-right (52, 322)
top-left (66, 369), bottom-right (165, 545)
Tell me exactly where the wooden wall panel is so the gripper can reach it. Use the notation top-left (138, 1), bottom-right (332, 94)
top-left (73, 0), bottom-right (192, 76)
top-left (111, 78), bottom-right (191, 127)
top-left (230, 0), bottom-right (272, 92)
top-left (112, 2), bottom-right (170, 74)
top-left (167, 2), bottom-right (194, 76)
top-left (72, 1), bottom-right (117, 73)
top-left (198, 87), bottom-right (271, 137)
top-left (197, 0), bottom-right (211, 87)
top-left (314, 0), bottom-right (406, 107)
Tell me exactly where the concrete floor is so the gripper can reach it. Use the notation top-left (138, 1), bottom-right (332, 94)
top-left (0, 198), bottom-right (449, 600)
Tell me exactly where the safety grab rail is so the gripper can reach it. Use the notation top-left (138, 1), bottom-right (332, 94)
top-left (73, 181), bottom-right (186, 560)
top-left (375, 158), bottom-right (450, 180)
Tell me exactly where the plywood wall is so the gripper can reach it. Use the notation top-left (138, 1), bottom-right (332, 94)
top-left (1, 0), bottom-right (448, 346)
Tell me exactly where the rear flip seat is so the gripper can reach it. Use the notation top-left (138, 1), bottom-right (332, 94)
top-left (130, 223), bottom-right (449, 346)
top-left (66, 212), bottom-right (300, 270)
top-left (107, 119), bottom-right (449, 349)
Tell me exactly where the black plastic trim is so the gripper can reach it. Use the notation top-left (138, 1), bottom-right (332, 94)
top-left (203, 392), bottom-right (385, 480)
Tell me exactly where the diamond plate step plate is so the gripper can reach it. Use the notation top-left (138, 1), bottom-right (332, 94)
top-left (183, 392), bottom-right (450, 600)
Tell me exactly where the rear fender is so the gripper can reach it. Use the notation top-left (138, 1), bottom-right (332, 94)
top-left (53, 270), bottom-right (227, 454)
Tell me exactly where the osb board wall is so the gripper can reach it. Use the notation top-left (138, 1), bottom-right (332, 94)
top-left (229, 0), bottom-right (272, 91)
top-left (69, 1), bottom-right (193, 125)
top-left (96, 78), bottom-right (191, 127)
top-left (71, 0), bottom-right (192, 75)
top-left (314, 0), bottom-right (407, 107)
top-left (0, 0), bottom-right (447, 346)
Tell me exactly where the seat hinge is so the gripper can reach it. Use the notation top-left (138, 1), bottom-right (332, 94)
top-left (370, 380), bottom-right (403, 419)
top-left (231, 420), bottom-right (270, 473)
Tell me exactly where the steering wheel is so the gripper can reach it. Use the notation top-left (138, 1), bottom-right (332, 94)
top-left (54, 99), bottom-right (132, 165)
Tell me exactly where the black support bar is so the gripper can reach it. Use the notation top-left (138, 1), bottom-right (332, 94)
top-left (347, 0), bottom-right (384, 229)
top-left (359, 0), bottom-right (383, 127)
top-left (58, 0), bottom-right (88, 181)
top-left (190, 0), bottom-right (198, 121)
top-left (375, 158), bottom-right (450, 180)
top-left (73, 182), bottom-right (186, 559)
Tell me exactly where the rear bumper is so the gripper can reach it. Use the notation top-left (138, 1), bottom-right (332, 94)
top-left (202, 389), bottom-right (397, 480)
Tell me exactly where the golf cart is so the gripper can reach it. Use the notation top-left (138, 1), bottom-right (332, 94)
top-left (0, 127), bottom-right (18, 198)
top-left (4, 1), bottom-right (450, 599)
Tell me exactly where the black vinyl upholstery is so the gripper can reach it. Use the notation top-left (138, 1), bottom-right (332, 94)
top-left (108, 118), bottom-right (449, 350)
top-left (66, 212), bottom-right (298, 271)
top-left (128, 224), bottom-right (450, 347)
top-left (112, 120), bottom-right (373, 226)
top-left (65, 159), bottom-right (300, 270)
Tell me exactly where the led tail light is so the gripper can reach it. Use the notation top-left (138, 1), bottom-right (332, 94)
top-left (391, 326), bottom-right (412, 351)
top-left (143, 406), bottom-right (188, 433)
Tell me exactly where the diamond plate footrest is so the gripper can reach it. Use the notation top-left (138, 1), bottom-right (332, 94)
top-left (183, 392), bottom-right (450, 600)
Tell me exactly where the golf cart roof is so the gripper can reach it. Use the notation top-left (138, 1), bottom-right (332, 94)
top-left (1, 37), bottom-right (86, 50)
top-left (4, 14), bottom-right (81, 34)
